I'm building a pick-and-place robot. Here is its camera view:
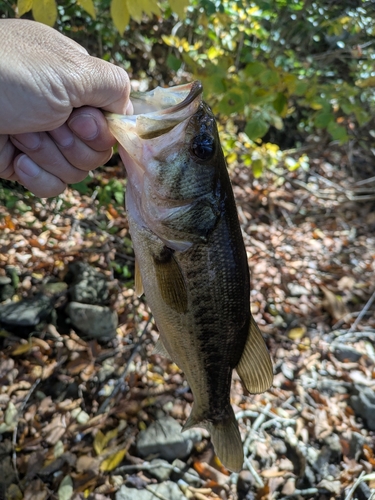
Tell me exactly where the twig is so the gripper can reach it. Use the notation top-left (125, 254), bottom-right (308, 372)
top-left (12, 378), bottom-right (41, 485)
top-left (97, 315), bottom-right (152, 414)
top-left (347, 289), bottom-right (375, 334)
top-left (280, 487), bottom-right (319, 498)
top-left (345, 472), bottom-right (375, 500)
top-left (243, 456), bottom-right (264, 488)
top-left (115, 461), bottom-right (203, 485)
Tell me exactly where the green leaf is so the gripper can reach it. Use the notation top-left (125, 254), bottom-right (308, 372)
top-left (32, 0), bottom-right (57, 26)
top-left (218, 90), bottom-right (244, 115)
top-left (327, 122), bottom-right (348, 142)
top-left (314, 111), bottom-right (334, 128)
top-left (259, 69), bottom-right (280, 86)
top-left (244, 62), bottom-right (267, 78)
top-left (354, 108), bottom-right (370, 127)
top-left (167, 53), bottom-right (182, 71)
top-left (252, 159), bottom-right (264, 178)
top-left (273, 92), bottom-right (287, 115)
top-left (294, 81), bottom-right (309, 96)
top-left (110, 0), bottom-right (130, 34)
top-left (245, 119), bottom-right (269, 140)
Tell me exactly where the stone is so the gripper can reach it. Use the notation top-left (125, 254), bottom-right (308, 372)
top-left (136, 416), bottom-right (201, 461)
top-left (348, 432), bottom-right (366, 461)
top-left (116, 481), bottom-right (188, 500)
top-left (334, 345), bottom-right (362, 363)
top-left (65, 261), bottom-right (109, 305)
top-left (0, 294), bottom-right (52, 327)
top-left (350, 386), bottom-right (375, 431)
top-left (65, 302), bottom-right (118, 339)
top-left (147, 459), bottom-right (172, 482)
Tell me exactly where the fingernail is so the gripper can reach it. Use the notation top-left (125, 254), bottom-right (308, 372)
top-left (13, 132), bottom-right (41, 150)
top-left (68, 115), bottom-right (99, 140)
top-left (16, 155), bottom-right (40, 178)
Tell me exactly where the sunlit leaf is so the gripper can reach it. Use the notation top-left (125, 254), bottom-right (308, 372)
top-left (18, 0), bottom-right (32, 16)
top-left (77, 0), bottom-right (96, 18)
top-left (245, 118), bottom-right (269, 140)
top-left (111, 0), bottom-right (130, 31)
top-left (168, 0), bottom-right (190, 19)
top-left (252, 158), bottom-right (264, 178)
top-left (94, 430), bottom-right (106, 455)
top-left (100, 449), bottom-right (127, 471)
top-left (32, 0), bottom-right (57, 26)
top-left (355, 76), bottom-right (375, 88)
top-left (125, 0), bottom-right (143, 21)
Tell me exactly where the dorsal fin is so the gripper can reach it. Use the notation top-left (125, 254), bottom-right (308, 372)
top-left (236, 316), bottom-right (273, 394)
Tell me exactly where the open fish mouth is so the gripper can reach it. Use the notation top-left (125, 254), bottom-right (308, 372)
top-left (106, 81), bottom-right (203, 141)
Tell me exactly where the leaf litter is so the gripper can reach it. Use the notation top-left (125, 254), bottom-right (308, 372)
top-left (0, 154), bottom-right (374, 500)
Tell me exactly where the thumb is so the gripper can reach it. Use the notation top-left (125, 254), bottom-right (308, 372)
top-left (68, 56), bottom-right (132, 115)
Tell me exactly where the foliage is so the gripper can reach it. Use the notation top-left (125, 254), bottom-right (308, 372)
top-left (2, 0), bottom-right (374, 177)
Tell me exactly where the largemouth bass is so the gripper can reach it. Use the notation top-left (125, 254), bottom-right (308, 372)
top-left (106, 81), bottom-right (273, 472)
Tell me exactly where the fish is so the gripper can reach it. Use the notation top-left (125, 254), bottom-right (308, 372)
top-left (105, 81), bottom-right (273, 472)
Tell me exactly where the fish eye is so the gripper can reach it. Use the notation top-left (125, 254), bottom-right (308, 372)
top-left (191, 133), bottom-right (215, 161)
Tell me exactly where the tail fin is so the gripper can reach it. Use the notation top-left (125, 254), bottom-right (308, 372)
top-left (183, 406), bottom-right (244, 473)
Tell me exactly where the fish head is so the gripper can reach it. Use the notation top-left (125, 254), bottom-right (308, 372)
top-left (106, 81), bottom-right (225, 249)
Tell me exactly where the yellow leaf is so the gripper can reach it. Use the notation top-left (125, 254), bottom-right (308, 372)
top-left (110, 0), bottom-right (130, 33)
top-left (356, 76), bottom-right (375, 88)
top-left (77, 0), bottom-right (96, 18)
top-left (125, 0), bottom-right (143, 21)
top-left (168, 0), bottom-right (189, 19)
top-left (18, 0), bottom-right (33, 16)
top-left (288, 326), bottom-right (306, 340)
top-left (12, 340), bottom-right (33, 355)
top-left (93, 430), bottom-right (106, 455)
top-left (142, 0), bottom-right (160, 16)
top-left (32, 0), bottom-right (57, 26)
top-left (100, 448), bottom-right (127, 471)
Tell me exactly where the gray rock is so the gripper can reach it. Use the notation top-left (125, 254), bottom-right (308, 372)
top-left (65, 302), bottom-right (115, 339)
top-left (350, 385), bottom-right (375, 430)
top-left (65, 262), bottom-right (109, 305)
top-left (171, 458), bottom-right (201, 487)
top-left (116, 481), bottom-right (188, 500)
top-left (334, 346), bottom-right (362, 363)
top-left (66, 302), bottom-right (118, 339)
top-left (348, 432), bottom-right (366, 460)
top-left (147, 459), bottom-right (172, 482)
top-left (0, 276), bottom-right (11, 285)
top-left (0, 284), bottom-right (14, 302)
top-left (136, 416), bottom-right (201, 461)
top-left (0, 294), bottom-right (52, 327)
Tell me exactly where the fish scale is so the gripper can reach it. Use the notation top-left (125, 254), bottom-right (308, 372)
top-left (106, 81), bottom-right (274, 472)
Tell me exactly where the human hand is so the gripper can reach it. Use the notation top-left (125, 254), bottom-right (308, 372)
top-left (0, 19), bottom-right (132, 197)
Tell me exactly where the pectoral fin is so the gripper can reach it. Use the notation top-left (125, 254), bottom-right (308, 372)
top-left (153, 247), bottom-right (188, 314)
top-left (236, 316), bottom-right (273, 394)
top-left (152, 337), bottom-right (171, 359)
top-left (134, 258), bottom-right (144, 297)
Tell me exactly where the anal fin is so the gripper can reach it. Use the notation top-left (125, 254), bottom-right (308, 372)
top-left (236, 316), bottom-right (273, 394)
top-left (134, 258), bottom-right (144, 297)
